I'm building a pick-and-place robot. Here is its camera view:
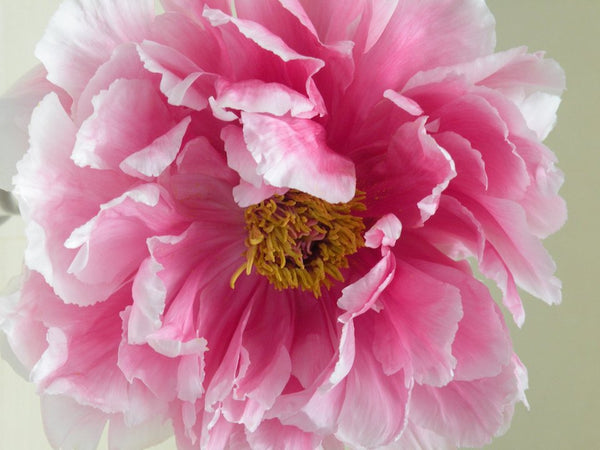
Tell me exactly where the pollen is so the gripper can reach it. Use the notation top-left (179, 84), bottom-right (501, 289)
top-left (231, 189), bottom-right (366, 297)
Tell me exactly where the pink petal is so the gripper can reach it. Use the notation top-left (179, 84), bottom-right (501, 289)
top-left (342, 0), bottom-right (495, 117)
top-left (364, 213), bottom-right (403, 249)
top-left (63, 184), bottom-right (184, 305)
top-left (463, 195), bottom-right (562, 306)
top-left (202, 6), bottom-right (326, 110)
top-left (383, 89), bottom-right (424, 116)
top-left (372, 258), bottom-right (462, 386)
top-left (246, 419), bottom-right (321, 450)
top-left (35, 0), bottom-right (154, 99)
top-left (394, 421), bottom-right (455, 450)
top-left (137, 40), bottom-right (217, 110)
top-left (72, 78), bottom-right (176, 171)
top-left (410, 358), bottom-right (523, 448)
top-left (120, 117), bottom-right (191, 178)
top-left (335, 327), bottom-right (410, 448)
top-left (221, 124), bottom-right (287, 205)
top-left (241, 112), bottom-right (356, 203)
top-left (434, 94), bottom-right (530, 201)
top-left (14, 93), bottom-right (133, 305)
top-left (0, 66), bottom-right (67, 190)
top-left (211, 79), bottom-right (318, 119)
top-left (76, 43), bottom-right (153, 124)
top-left (410, 261), bottom-right (512, 381)
top-left (357, 117), bottom-right (455, 227)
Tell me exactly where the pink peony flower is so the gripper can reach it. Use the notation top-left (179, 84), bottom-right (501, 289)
top-left (0, 0), bottom-right (565, 448)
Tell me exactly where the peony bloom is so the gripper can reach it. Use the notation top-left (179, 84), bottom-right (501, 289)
top-left (0, 0), bottom-right (565, 448)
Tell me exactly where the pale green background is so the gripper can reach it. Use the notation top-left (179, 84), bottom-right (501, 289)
top-left (0, 1), bottom-right (598, 448)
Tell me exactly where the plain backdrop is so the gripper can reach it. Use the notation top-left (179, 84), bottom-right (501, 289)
top-left (0, 1), bottom-right (598, 449)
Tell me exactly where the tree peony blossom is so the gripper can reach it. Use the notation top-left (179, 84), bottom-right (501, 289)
top-left (0, 0), bottom-right (565, 448)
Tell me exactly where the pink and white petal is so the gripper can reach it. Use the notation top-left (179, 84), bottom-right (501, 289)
top-left (337, 247), bottom-right (396, 320)
top-left (410, 358), bottom-right (523, 448)
top-left (480, 51), bottom-right (565, 140)
top-left (246, 419), bottom-right (321, 450)
top-left (212, 79), bottom-right (318, 119)
top-left (76, 43), bottom-right (154, 124)
top-left (335, 325), bottom-right (410, 448)
top-left (372, 258), bottom-right (462, 386)
top-left (515, 138), bottom-right (566, 238)
top-left (364, 213), bottom-right (402, 249)
top-left (0, 66), bottom-right (68, 190)
top-left (35, 0), bottom-right (154, 99)
top-left (222, 124), bottom-right (288, 206)
top-left (383, 89), bottom-right (424, 116)
top-left (34, 287), bottom-right (130, 413)
top-left (137, 40), bottom-right (217, 110)
top-left (468, 88), bottom-right (566, 238)
top-left (221, 292), bottom-right (295, 430)
top-left (408, 260), bottom-right (512, 381)
top-left (344, 0), bottom-right (495, 115)
top-left (41, 394), bottom-right (108, 450)
top-left (417, 195), bottom-right (485, 262)
top-left (0, 271), bottom-right (49, 373)
top-left (177, 354), bottom-right (206, 403)
top-left (126, 257), bottom-right (168, 344)
top-left (222, 124), bottom-right (267, 189)
top-left (167, 136), bottom-right (241, 217)
top-left (357, 117), bottom-right (455, 227)
top-left (118, 330), bottom-right (179, 402)
top-left (233, 180), bottom-right (289, 208)
top-left (393, 421), bottom-right (456, 450)
top-left (202, 6), bottom-right (326, 111)
top-left (241, 112), bottom-right (356, 203)
top-left (14, 93), bottom-right (133, 304)
top-left (198, 415), bottom-right (245, 450)
top-left (434, 94), bottom-right (529, 201)
top-left (479, 243), bottom-right (526, 326)
top-left (107, 413), bottom-right (173, 450)
top-left (72, 78), bottom-right (175, 170)
top-left (120, 116), bottom-right (191, 179)
top-left (463, 195), bottom-right (562, 306)
top-left (63, 184), bottom-right (184, 305)
top-left (298, 0), bottom-right (368, 45)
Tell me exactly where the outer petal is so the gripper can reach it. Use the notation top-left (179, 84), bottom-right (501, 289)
top-left (35, 0), bottom-right (154, 99)
top-left (409, 357), bottom-right (524, 448)
top-left (72, 78), bottom-right (177, 171)
top-left (41, 395), bottom-right (107, 450)
top-left (335, 322), bottom-right (410, 448)
top-left (372, 258), bottom-right (462, 386)
top-left (246, 419), bottom-right (321, 450)
top-left (0, 66), bottom-right (64, 190)
top-left (408, 260), bottom-right (512, 381)
top-left (14, 93), bottom-right (132, 305)
top-left (334, 0), bottom-right (496, 130)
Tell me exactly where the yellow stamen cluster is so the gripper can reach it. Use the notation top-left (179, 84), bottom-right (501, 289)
top-left (231, 189), bottom-right (366, 297)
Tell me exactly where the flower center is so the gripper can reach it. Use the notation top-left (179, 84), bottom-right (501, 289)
top-left (231, 189), bottom-right (366, 297)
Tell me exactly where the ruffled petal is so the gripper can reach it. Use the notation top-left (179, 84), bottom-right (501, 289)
top-left (372, 258), bottom-right (462, 386)
top-left (409, 357), bottom-right (524, 448)
top-left (35, 0), bottom-right (154, 99)
top-left (0, 66), bottom-right (66, 190)
top-left (335, 324), bottom-right (410, 448)
top-left (356, 117), bottom-right (455, 227)
top-left (72, 78), bottom-right (176, 171)
top-left (239, 113), bottom-right (356, 204)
